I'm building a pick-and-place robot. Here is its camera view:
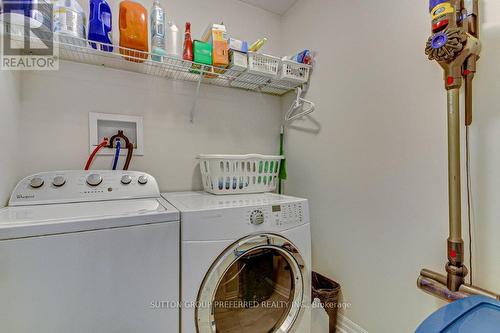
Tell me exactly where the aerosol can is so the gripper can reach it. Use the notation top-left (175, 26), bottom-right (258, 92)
top-left (150, 0), bottom-right (166, 61)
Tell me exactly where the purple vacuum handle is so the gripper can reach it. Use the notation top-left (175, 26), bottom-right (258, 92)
top-left (429, 0), bottom-right (448, 12)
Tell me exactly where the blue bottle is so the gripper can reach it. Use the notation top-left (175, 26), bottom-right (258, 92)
top-left (88, 0), bottom-right (113, 52)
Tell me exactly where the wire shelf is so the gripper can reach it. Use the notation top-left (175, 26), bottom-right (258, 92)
top-left (2, 22), bottom-right (303, 96)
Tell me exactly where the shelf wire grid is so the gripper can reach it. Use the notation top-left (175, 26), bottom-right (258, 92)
top-left (1, 21), bottom-right (302, 95)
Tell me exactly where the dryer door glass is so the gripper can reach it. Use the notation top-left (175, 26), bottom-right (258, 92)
top-left (196, 234), bottom-right (306, 333)
top-left (213, 248), bottom-right (293, 332)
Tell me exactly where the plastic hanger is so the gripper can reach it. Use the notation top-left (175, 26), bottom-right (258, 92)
top-left (284, 87), bottom-right (315, 123)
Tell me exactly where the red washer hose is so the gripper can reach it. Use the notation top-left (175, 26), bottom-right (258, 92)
top-left (85, 139), bottom-right (108, 170)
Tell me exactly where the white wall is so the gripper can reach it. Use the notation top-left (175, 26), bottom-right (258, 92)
top-left (17, 0), bottom-right (283, 192)
top-left (0, 71), bottom-right (21, 207)
top-left (280, 0), bottom-right (500, 332)
top-left (471, 0), bottom-right (500, 296)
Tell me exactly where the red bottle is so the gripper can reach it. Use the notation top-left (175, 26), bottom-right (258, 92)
top-left (183, 22), bottom-right (193, 61)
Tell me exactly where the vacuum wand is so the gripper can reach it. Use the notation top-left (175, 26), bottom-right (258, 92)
top-left (417, 0), bottom-right (500, 301)
top-left (446, 88), bottom-right (467, 291)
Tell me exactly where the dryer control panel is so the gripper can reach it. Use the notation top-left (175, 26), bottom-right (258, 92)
top-left (246, 201), bottom-right (305, 228)
top-left (270, 202), bottom-right (304, 226)
top-left (9, 171), bottom-right (160, 206)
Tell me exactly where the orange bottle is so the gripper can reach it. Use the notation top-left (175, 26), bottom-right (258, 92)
top-left (119, 0), bottom-right (148, 62)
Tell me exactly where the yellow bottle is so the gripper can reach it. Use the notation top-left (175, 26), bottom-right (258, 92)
top-left (249, 37), bottom-right (268, 52)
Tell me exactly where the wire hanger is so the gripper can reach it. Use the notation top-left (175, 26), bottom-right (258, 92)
top-left (284, 86), bottom-right (315, 123)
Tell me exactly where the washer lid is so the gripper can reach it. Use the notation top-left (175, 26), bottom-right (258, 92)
top-left (416, 296), bottom-right (500, 333)
top-left (162, 191), bottom-right (306, 212)
top-left (0, 198), bottom-right (179, 240)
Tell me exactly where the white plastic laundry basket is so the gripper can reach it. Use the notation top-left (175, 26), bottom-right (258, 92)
top-left (198, 154), bottom-right (284, 195)
top-left (279, 60), bottom-right (311, 84)
top-left (247, 52), bottom-right (280, 78)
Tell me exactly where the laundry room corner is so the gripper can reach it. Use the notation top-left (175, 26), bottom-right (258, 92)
top-left (0, 70), bottom-right (21, 207)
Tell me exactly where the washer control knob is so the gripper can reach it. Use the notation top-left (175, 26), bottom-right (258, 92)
top-left (250, 210), bottom-right (265, 225)
top-left (86, 174), bottom-right (103, 187)
top-left (121, 175), bottom-right (132, 185)
top-left (138, 175), bottom-right (148, 185)
top-left (30, 177), bottom-right (44, 189)
top-left (52, 176), bottom-right (66, 187)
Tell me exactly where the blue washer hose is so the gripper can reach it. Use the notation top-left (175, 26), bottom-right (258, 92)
top-left (112, 139), bottom-right (121, 170)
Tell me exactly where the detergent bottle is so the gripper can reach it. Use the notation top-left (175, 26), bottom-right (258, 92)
top-left (53, 0), bottom-right (86, 47)
top-left (2, 0), bottom-right (52, 34)
top-left (150, 0), bottom-right (166, 62)
top-left (88, 0), bottom-right (113, 52)
top-left (119, 0), bottom-right (149, 62)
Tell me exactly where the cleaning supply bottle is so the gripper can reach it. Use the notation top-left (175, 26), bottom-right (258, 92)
top-left (183, 22), bottom-right (193, 61)
top-left (53, 0), bottom-right (86, 47)
top-left (3, 0), bottom-right (52, 34)
top-left (166, 21), bottom-right (181, 59)
top-left (119, 0), bottom-right (149, 62)
top-left (88, 0), bottom-right (113, 52)
top-left (150, 0), bottom-right (166, 62)
top-left (249, 37), bottom-right (267, 52)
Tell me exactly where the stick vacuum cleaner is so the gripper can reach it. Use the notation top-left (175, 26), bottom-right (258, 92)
top-left (417, 0), bottom-right (500, 301)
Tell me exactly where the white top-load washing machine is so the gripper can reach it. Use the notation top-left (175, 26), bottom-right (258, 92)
top-left (163, 191), bottom-right (311, 333)
top-left (0, 171), bottom-right (180, 333)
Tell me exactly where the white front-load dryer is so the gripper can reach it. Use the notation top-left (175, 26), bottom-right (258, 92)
top-left (163, 191), bottom-right (311, 333)
top-left (0, 171), bottom-right (180, 333)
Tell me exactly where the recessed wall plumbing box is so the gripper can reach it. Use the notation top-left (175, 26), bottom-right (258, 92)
top-left (89, 112), bottom-right (144, 156)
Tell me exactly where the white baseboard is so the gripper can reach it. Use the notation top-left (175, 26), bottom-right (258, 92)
top-left (336, 314), bottom-right (369, 333)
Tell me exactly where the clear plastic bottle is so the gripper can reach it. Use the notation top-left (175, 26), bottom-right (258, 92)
top-left (53, 0), bottom-right (86, 47)
top-left (150, 0), bottom-right (166, 62)
top-left (166, 21), bottom-right (181, 59)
